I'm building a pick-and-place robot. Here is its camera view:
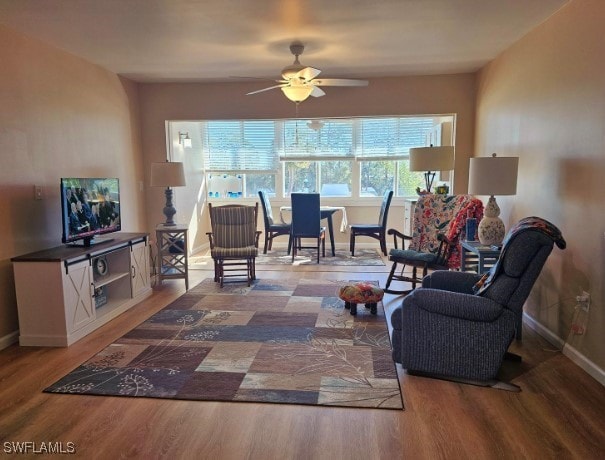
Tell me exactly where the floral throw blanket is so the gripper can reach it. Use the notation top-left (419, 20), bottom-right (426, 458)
top-left (411, 194), bottom-right (484, 269)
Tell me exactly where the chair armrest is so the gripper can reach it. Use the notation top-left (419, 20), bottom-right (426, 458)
top-left (206, 232), bottom-right (215, 249)
top-left (406, 288), bottom-right (504, 322)
top-left (387, 228), bottom-right (412, 250)
top-left (421, 270), bottom-right (483, 294)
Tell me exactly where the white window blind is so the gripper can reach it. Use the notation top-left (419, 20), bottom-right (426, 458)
top-left (357, 117), bottom-right (434, 159)
top-left (281, 119), bottom-right (353, 159)
top-left (200, 116), bottom-right (446, 169)
top-left (203, 120), bottom-right (277, 172)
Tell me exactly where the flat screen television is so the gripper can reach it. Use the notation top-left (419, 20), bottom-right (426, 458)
top-left (60, 178), bottom-right (121, 247)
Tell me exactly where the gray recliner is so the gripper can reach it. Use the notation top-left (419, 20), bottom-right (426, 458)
top-left (390, 216), bottom-right (566, 391)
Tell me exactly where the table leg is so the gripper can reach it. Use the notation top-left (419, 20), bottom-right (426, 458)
top-left (478, 254), bottom-right (485, 273)
top-left (326, 215), bottom-right (335, 256)
top-left (461, 246), bottom-right (467, 271)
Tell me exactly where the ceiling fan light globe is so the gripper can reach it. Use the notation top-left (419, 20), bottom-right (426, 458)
top-left (281, 86), bottom-right (313, 103)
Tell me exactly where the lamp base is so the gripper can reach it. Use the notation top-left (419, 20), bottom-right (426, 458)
top-left (478, 195), bottom-right (505, 245)
top-left (478, 217), bottom-right (505, 245)
top-left (162, 187), bottom-right (177, 226)
top-left (423, 171), bottom-right (436, 193)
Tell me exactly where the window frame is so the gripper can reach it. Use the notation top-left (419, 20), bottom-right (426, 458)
top-left (169, 114), bottom-right (455, 201)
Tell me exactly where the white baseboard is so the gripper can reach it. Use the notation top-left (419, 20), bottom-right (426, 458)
top-left (524, 313), bottom-right (605, 387)
top-left (523, 313), bottom-right (566, 348)
top-left (562, 343), bottom-right (605, 387)
top-left (0, 330), bottom-right (19, 351)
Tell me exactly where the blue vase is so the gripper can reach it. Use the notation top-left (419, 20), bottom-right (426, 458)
top-left (466, 218), bottom-right (477, 241)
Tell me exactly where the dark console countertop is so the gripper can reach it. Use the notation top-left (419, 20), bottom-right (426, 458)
top-left (11, 232), bottom-right (148, 263)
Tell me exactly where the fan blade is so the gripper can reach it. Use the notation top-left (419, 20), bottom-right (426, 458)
top-left (310, 86), bottom-right (326, 98)
top-left (246, 84), bottom-right (286, 95)
top-left (296, 66), bottom-right (321, 81)
top-left (312, 78), bottom-right (368, 87)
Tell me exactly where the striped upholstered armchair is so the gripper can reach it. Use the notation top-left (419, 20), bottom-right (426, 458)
top-left (207, 203), bottom-right (261, 287)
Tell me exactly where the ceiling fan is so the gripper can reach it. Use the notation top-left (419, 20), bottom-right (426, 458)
top-left (246, 41), bottom-right (369, 103)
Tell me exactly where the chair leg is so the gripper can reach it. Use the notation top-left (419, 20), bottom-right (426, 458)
top-left (385, 261), bottom-right (397, 290)
top-left (384, 261), bottom-right (413, 295)
top-left (218, 260), bottom-right (224, 288)
top-left (263, 233), bottom-right (269, 254)
top-left (350, 231), bottom-right (355, 256)
top-left (380, 232), bottom-right (387, 256)
top-left (411, 266), bottom-right (418, 289)
top-left (252, 258), bottom-right (256, 280)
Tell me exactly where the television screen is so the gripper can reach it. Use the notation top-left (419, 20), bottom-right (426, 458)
top-left (60, 178), bottom-right (121, 246)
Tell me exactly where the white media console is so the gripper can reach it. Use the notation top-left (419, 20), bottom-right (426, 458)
top-left (11, 233), bottom-right (152, 346)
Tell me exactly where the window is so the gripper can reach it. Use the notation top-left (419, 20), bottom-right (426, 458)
top-left (284, 160), bottom-right (353, 196)
top-left (171, 115), bottom-right (454, 199)
top-left (203, 120), bottom-right (276, 172)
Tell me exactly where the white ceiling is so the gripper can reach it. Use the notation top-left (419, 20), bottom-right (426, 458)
top-left (0, 0), bottom-right (568, 83)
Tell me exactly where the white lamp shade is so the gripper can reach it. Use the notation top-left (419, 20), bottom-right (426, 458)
top-left (469, 155), bottom-right (518, 195)
top-left (281, 85), bottom-right (313, 103)
top-left (409, 146), bottom-right (455, 171)
top-left (150, 162), bottom-right (186, 187)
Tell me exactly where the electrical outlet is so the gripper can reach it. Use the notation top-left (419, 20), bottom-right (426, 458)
top-left (34, 185), bottom-right (42, 200)
top-left (576, 291), bottom-right (590, 305)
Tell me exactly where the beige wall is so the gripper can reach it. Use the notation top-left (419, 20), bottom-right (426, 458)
top-left (0, 25), bottom-right (147, 339)
top-left (475, 0), bottom-right (604, 370)
top-left (138, 74), bottom-right (477, 251)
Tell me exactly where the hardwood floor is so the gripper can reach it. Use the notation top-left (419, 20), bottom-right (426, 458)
top-left (1, 258), bottom-right (604, 459)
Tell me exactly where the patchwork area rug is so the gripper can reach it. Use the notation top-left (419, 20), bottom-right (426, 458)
top-left (190, 248), bottom-right (385, 268)
top-left (45, 278), bottom-right (403, 410)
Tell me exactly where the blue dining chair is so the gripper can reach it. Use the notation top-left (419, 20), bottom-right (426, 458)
top-left (258, 190), bottom-right (291, 254)
top-left (289, 193), bottom-right (326, 263)
top-left (349, 190), bottom-right (393, 256)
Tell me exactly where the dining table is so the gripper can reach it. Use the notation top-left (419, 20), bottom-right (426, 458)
top-left (279, 206), bottom-right (348, 257)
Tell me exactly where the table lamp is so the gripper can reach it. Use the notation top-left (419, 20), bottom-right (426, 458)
top-left (468, 153), bottom-right (518, 245)
top-left (409, 146), bottom-right (455, 193)
top-left (150, 161), bottom-right (186, 226)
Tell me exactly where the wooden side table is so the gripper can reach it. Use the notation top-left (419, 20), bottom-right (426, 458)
top-left (156, 224), bottom-right (189, 290)
top-left (460, 240), bottom-right (501, 274)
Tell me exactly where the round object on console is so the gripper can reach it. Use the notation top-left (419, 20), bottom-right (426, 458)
top-left (94, 256), bottom-right (109, 277)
